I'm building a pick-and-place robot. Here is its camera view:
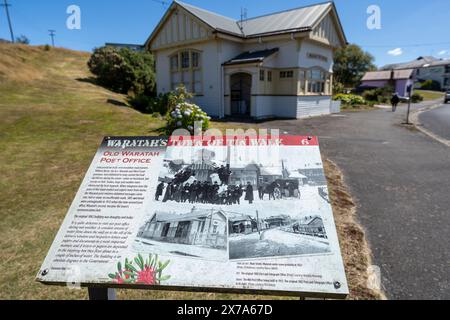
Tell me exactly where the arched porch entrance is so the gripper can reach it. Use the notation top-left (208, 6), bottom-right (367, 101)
top-left (230, 72), bottom-right (252, 117)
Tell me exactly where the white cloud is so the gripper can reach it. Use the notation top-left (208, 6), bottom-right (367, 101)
top-left (438, 50), bottom-right (448, 56)
top-left (388, 48), bottom-right (403, 56)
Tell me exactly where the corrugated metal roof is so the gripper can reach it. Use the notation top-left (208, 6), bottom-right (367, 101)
top-left (176, 1), bottom-right (333, 37)
top-left (176, 1), bottom-right (243, 35)
top-left (380, 56), bottom-right (450, 71)
top-left (361, 71), bottom-right (392, 81)
top-left (241, 2), bottom-right (332, 37)
top-left (393, 69), bottom-right (414, 80)
top-left (362, 69), bottom-right (414, 81)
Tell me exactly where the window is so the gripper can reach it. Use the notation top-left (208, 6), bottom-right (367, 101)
top-left (268, 71), bottom-right (272, 82)
top-left (181, 51), bottom-right (190, 69)
top-left (446, 65), bottom-right (450, 74)
top-left (307, 68), bottom-right (326, 94)
top-left (280, 70), bottom-right (294, 79)
top-left (170, 50), bottom-right (203, 94)
top-left (260, 70), bottom-right (265, 81)
top-left (170, 56), bottom-right (178, 71)
top-left (192, 52), bottom-right (200, 68)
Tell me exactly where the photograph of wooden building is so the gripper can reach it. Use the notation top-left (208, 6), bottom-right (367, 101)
top-left (138, 208), bottom-right (227, 250)
top-left (265, 215), bottom-right (292, 228)
top-left (292, 216), bottom-right (328, 239)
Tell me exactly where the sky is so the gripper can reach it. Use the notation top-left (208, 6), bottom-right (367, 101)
top-left (1, 0), bottom-right (450, 67)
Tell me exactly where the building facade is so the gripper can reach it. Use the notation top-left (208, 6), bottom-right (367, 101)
top-left (360, 69), bottom-right (415, 97)
top-left (380, 56), bottom-right (450, 91)
top-left (145, 1), bottom-right (347, 120)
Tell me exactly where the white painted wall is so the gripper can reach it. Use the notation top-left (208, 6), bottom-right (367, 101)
top-left (298, 40), bottom-right (334, 72)
top-left (155, 41), bottom-right (224, 117)
top-left (296, 96), bottom-right (332, 118)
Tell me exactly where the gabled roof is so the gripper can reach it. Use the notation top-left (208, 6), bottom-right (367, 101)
top-left (240, 2), bottom-right (332, 37)
top-left (380, 56), bottom-right (450, 71)
top-left (146, 1), bottom-right (347, 47)
top-left (361, 69), bottom-right (414, 81)
top-left (176, 1), bottom-right (243, 36)
top-left (223, 48), bottom-right (279, 66)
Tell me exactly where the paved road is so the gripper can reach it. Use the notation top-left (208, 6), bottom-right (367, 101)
top-left (261, 101), bottom-right (450, 300)
top-left (419, 103), bottom-right (450, 141)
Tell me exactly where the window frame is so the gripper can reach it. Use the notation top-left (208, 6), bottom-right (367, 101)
top-left (169, 49), bottom-right (203, 94)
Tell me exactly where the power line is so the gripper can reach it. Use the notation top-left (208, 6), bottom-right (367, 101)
top-left (1, 0), bottom-right (15, 43)
top-left (150, 0), bottom-right (169, 8)
top-left (48, 30), bottom-right (56, 47)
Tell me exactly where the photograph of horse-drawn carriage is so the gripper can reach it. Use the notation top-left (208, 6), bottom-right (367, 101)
top-left (259, 178), bottom-right (303, 200)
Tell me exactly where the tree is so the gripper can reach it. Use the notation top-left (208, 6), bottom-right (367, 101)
top-left (334, 44), bottom-right (376, 88)
top-left (88, 46), bottom-right (156, 95)
top-left (16, 35), bottom-right (30, 45)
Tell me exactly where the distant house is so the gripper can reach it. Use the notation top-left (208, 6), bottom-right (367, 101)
top-left (360, 69), bottom-right (415, 97)
top-left (380, 56), bottom-right (450, 91)
top-left (139, 208), bottom-right (227, 249)
top-left (105, 42), bottom-right (145, 52)
top-left (293, 216), bottom-right (327, 238)
top-left (297, 163), bottom-right (327, 186)
top-left (259, 166), bottom-right (283, 185)
top-left (230, 163), bottom-right (260, 187)
top-left (265, 215), bottom-right (292, 228)
top-left (145, 1), bottom-right (347, 119)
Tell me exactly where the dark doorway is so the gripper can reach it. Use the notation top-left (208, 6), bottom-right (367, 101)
top-left (230, 73), bottom-right (252, 117)
top-left (175, 221), bottom-right (191, 240)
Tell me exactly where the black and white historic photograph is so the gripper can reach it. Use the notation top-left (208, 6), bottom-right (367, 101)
top-left (138, 144), bottom-right (334, 261)
top-left (134, 207), bottom-right (228, 262)
top-left (228, 212), bottom-right (331, 260)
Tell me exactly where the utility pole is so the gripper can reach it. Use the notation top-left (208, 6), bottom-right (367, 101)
top-left (48, 30), bottom-right (56, 47)
top-left (405, 85), bottom-right (413, 125)
top-left (1, 0), bottom-right (15, 43)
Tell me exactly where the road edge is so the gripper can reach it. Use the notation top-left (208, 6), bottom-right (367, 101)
top-left (410, 101), bottom-right (450, 148)
top-left (324, 159), bottom-right (387, 300)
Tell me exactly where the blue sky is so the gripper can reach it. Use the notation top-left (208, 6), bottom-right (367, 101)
top-left (1, 0), bottom-right (450, 67)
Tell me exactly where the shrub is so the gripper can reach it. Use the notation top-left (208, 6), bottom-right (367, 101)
top-left (166, 85), bottom-right (210, 134)
top-left (333, 93), bottom-right (366, 106)
top-left (362, 86), bottom-right (394, 103)
top-left (166, 102), bottom-right (210, 135)
top-left (88, 46), bottom-right (156, 95)
top-left (44, 44), bottom-right (51, 51)
top-left (411, 93), bottom-right (424, 103)
top-left (420, 80), bottom-right (441, 91)
top-left (16, 35), bottom-right (30, 45)
top-left (128, 92), bottom-right (171, 115)
top-left (333, 81), bottom-right (345, 95)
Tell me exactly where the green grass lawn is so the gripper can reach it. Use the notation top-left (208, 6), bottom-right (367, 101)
top-left (0, 44), bottom-right (382, 300)
top-left (415, 90), bottom-right (445, 101)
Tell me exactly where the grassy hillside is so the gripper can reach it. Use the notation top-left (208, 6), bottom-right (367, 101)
top-left (0, 44), bottom-right (169, 299)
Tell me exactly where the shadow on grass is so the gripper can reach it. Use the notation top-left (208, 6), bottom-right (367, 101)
top-left (107, 99), bottom-right (128, 107)
top-left (76, 77), bottom-right (98, 86)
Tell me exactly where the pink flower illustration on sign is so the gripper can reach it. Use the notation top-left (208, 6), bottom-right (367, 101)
top-left (108, 254), bottom-right (171, 285)
top-left (137, 266), bottom-right (157, 285)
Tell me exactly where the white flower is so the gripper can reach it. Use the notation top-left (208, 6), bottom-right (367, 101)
top-left (177, 115), bottom-right (183, 119)
top-left (176, 121), bottom-right (182, 127)
top-left (188, 125), bottom-right (194, 131)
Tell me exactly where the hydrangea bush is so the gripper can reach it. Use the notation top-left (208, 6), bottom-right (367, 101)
top-left (167, 102), bottom-right (211, 134)
top-left (165, 85), bottom-right (211, 135)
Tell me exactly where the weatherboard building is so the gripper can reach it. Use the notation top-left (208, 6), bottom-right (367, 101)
top-left (145, 1), bottom-right (347, 120)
